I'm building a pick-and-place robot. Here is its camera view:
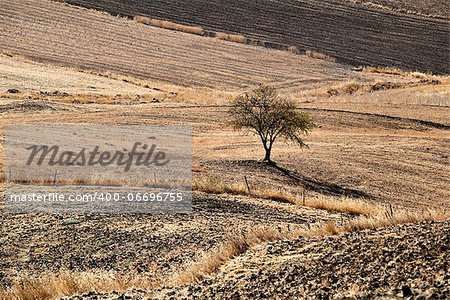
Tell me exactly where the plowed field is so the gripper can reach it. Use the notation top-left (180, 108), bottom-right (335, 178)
top-left (0, 0), bottom-right (360, 90)
top-left (55, 0), bottom-right (449, 74)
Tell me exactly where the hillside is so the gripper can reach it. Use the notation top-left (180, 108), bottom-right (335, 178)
top-left (0, 0), bottom-right (361, 91)
top-left (152, 221), bottom-right (450, 299)
top-left (55, 0), bottom-right (450, 74)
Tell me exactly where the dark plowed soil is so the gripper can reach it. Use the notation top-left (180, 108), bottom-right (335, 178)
top-left (0, 193), bottom-right (338, 288)
top-left (59, 221), bottom-right (450, 299)
top-left (152, 221), bottom-right (450, 299)
top-left (55, 0), bottom-right (449, 74)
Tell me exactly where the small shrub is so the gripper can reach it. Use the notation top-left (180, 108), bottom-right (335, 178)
top-left (215, 32), bottom-right (247, 43)
top-left (134, 16), bottom-right (204, 35)
top-left (305, 50), bottom-right (336, 62)
top-left (325, 221), bottom-right (338, 235)
top-left (287, 45), bottom-right (299, 54)
top-left (134, 15), bottom-right (152, 25)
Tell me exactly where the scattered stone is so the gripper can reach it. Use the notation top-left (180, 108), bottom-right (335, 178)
top-left (351, 66), bottom-right (363, 72)
top-left (402, 285), bottom-right (413, 297)
top-left (370, 82), bottom-right (401, 92)
top-left (327, 89), bottom-right (339, 97)
top-left (39, 91), bottom-right (70, 97)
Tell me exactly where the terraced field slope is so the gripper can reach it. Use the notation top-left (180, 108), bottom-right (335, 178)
top-left (0, 0), bottom-right (362, 90)
top-left (55, 0), bottom-right (450, 74)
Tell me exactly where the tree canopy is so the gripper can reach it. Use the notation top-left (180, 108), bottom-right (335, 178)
top-left (229, 85), bottom-right (314, 162)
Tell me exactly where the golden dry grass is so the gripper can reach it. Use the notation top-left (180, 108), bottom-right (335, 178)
top-left (193, 177), bottom-right (377, 216)
top-left (0, 271), bottom-right (159, 300)
top-left (135, 16), bottom-right (204, 35)
top-left (2, 177), bottom-right (186, 190)
top-left (305, 50), bottom-right (337, 62)
top-left (215, 32), bottom-right (247, 43)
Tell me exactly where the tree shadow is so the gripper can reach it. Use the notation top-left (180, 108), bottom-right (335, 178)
top-left (269, 161), bottom-right (372, 199)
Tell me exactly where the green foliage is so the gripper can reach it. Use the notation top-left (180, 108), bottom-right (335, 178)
top-left (229, 85), bottom-right (314, 161)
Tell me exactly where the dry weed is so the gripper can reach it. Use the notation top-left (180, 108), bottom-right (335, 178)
top-left (172, 227), bottom-right (285, 284)
top-left (361, 66), bottom-right (445, 81)
top-left (193, 177), bottom-right (378, 216)
top-left (305, 50), bottom-right (336, 62)
top-left (2, 205), bottom-right (447, 298)
top-left (287, 45), bottom-right (299, 54)
top-left (135, 16), bottom-right (204, 35)
top-left (0, 271), bottom-right (159, 300)
top-left (2, 179), bottom-right (448, 298)
top-left (215, 32), bottom-right (247, 43)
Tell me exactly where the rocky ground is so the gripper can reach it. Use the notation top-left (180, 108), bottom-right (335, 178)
top-left (54, 221), bottom-right (450, 299)
top-left (152, 221), bottom-right (449, 299)
top-left (0, 193), bottom-right (340, 289)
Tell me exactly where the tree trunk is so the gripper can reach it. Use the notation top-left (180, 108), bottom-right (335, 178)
top-left (260, 136), bottom-right (273, 163)
top-left (263, 146), bottom-right (272, 163)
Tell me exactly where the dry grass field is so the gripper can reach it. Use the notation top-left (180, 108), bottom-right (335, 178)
top-left (0, 0), bottom-right (449, 299)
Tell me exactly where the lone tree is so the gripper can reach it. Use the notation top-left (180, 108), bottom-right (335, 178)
top-left (229, 85), bottom-right (313, 163)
